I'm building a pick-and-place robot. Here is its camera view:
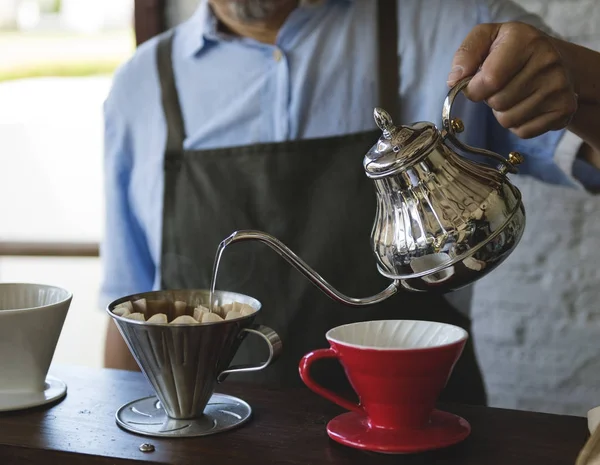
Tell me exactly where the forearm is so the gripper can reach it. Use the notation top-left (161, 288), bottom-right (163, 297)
top-left (104, 319), bottom-right (140, 371)
top-left (554, 39), bottom-right (600, 160)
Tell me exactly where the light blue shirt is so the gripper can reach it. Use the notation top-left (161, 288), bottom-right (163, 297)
top-left (100, 0), bottom-right (596, 306)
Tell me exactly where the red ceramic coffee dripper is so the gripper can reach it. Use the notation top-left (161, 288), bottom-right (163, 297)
top-left (299, 320), bottom-right (471, 454)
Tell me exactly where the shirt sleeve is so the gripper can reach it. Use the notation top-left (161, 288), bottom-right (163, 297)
top-left (100, 85), bottom-right (155, 309)
top-left (477, 0), bottom-right (597, 191)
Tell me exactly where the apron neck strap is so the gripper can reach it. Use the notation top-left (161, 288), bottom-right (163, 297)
top-left (377, 0), bottom-right (399, 118)
top-left (157, 31), bottom-right (186, 161)
top-left (156, 3), bottom-right (400, 152)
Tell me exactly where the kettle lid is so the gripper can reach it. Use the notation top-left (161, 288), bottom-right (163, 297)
top-left (364, 108), bottom-right (440, 179)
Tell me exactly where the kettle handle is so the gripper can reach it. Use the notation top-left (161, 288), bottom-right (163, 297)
top-left (441, 77), bottom-right (523, 174)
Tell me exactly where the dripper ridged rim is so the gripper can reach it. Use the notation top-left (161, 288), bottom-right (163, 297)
top-left (105, 288), bottom-right (262, 326)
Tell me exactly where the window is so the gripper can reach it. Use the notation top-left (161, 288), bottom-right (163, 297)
top-left (0, 0), bottom-right (139, 368)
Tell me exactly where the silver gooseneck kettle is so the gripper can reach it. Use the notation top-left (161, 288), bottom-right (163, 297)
top-left (219, 77), bottom-right (526, 307)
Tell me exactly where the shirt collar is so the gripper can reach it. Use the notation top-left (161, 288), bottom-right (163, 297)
top-left (179, 0), bottom-right (216, 59)
top-left (179, 0), bottom-right (353, 59)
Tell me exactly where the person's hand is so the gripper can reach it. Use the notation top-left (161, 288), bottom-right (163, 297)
top-left (447, 22), bottom-right (579, 140)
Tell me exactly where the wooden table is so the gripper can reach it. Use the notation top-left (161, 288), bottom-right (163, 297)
top-left (0, 365), bottom-right (589, 464)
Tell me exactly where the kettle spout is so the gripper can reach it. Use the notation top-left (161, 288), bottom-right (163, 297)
top-left (222, 230), bottom-right (400, 307)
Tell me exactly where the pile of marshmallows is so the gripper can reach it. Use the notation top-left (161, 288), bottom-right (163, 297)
top-left (112, 298), bottom-right (256, 324)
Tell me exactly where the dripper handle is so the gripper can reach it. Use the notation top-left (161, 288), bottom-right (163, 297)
top-left (299, 348), bottom-right (364, 414)
top-left (217, 324), bottom-right (282, 383)
top-left (442, 77), bottom-right (523, 174)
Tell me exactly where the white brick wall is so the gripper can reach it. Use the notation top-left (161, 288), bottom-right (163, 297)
top-left (472, 1), bottom-right (600, 416)
top-left (519, 0), bottom-right (600, 47)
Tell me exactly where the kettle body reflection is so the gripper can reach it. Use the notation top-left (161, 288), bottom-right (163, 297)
top-left (220, 78), bottom-right (526, 306)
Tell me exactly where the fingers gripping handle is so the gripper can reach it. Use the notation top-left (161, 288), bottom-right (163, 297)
top-left (442, 76), bottom-right (521, 174)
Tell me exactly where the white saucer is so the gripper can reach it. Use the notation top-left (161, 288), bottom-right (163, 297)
top-left (0, 375), bottom-right (67, 412)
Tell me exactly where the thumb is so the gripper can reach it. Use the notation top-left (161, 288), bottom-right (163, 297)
top-left (447, 23), bottom-right (501, 86)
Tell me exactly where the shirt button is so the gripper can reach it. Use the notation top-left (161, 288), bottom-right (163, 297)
top-left (273, 47), bottom-right (283, 62)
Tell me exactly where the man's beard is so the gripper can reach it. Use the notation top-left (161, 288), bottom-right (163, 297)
top-left (225, 0), bottom-right (292, 22)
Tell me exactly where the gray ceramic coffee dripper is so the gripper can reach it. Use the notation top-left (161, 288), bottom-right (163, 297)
top-left (107, 289), bottom-right (282, 438)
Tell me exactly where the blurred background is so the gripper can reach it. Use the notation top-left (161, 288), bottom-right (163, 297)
top-left (0, 0), bottom-right (135, 370)
top-left (0, 0), bottom-right (599, 416)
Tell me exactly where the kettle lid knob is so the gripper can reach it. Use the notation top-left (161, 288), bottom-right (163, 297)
top-left (365, 108), bottom-right (440, 179)
top-left (373, 108), bottom-right (396, 139)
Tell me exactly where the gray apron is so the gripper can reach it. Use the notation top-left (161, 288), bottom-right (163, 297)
top-left (156, 2), bottom-right (487, 406)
